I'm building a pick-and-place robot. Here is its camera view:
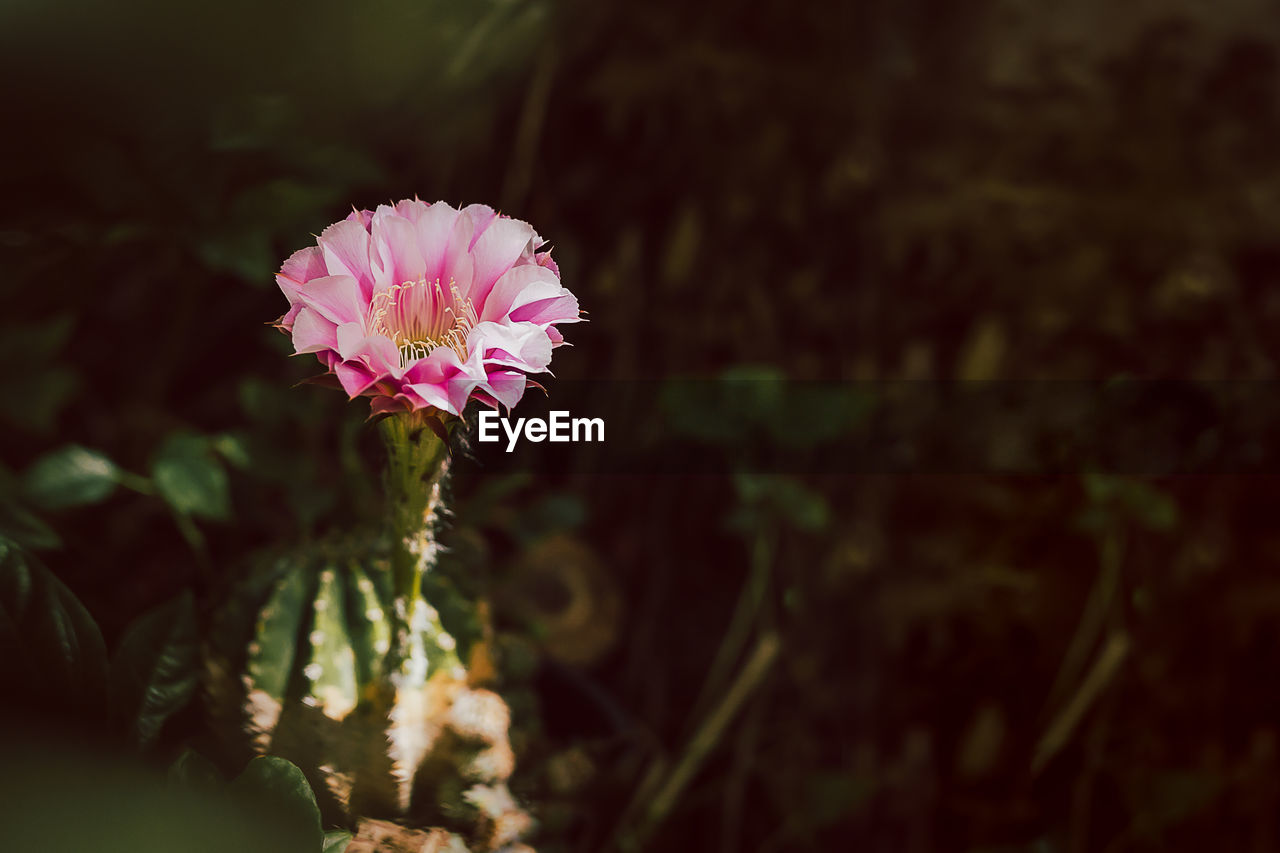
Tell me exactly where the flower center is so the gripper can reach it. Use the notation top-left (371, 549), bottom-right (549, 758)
top-left (369, 278), bottom-right (478, 367)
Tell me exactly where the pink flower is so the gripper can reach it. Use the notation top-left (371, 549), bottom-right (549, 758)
top-left (275, 200), bottom-right (580, 417)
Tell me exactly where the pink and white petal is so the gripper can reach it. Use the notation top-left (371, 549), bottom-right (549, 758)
top-left (346, 208), bottom-right (374, 229)
top-left (319, 219), bottom-right (375, 299)
top-left (276, 276), bottom-right (302, 304)
top-left (372, 212), bottom-right (426, 291)
top-left (394, 198), bottom-right (430, 222)
top-left (536, 251), bottom-right (559, 277)
top-left (403, 346), bottom-right (452, 384)
top-left (335, 361), bottom-right (378, 398)
top-left (402, 381), bottom-right (454, 413)
top-left (469, 217), bottom-right (536, 308)
top-left (361, 335), bottom-right (403, 378)
top-left (478, 264), bottom-right (562, 322)
top-left (459, 203), bottom-right (498, 247)
top-left (445, 373), bottom-right (485, 414)
top-left (470, 320), bottom-right (553, 372)
top-left (291, 307), bottom-right (339, 354)
top-left (510, 292), bottom-right (580, 325)
top-left (480, 368), bottom-right (528, 410)
top-left (279, 245), bottom-right (328, 285)
top-left (406, 345), bottom-right (488, 414)
top-left (468, 389), bottom-right (501, 410)
top-left (295, 274), bottom-right (365, 325)
top-left (335, 322), bottom-right (368, 361)
top-left (415, 201), bottom-right (462, 282)
top-left (441, 210), bottom-right (477, 291)
top-left (276, 302), bottom-right (304, 330)
top-left (340, 329), bottom-right (402, 379)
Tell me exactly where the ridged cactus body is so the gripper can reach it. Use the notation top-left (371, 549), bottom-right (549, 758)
top-left (206, 422), bottom-right (531, 850)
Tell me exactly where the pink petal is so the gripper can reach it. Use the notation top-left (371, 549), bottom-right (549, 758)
top-left (335, 324), bottom-right (402, 377)
top-left (415, 201), bottom-right (461, 283)
top-left (403, 382), bottom-right (453, 412)
top-left (346, 208), bottom-right (374, 229)
top-left (319, 219), bottom-right (375, 300)
top-left (295, 275), bottom-right (364, 325)
top-left (335, 361), bottom-right (378, 397)
top-left (471, 320), bottom-right (553, 372)
top-left (291, 307), bottom-right (339, 354)
top-left (536, 251), bottom-right (559, 277)
top-left (510, 292), bottom-right (580, 325)
top-left (469, 216), bottom-right (536, 308)
top-left (276, 276), bottom-right (302, 309)
top-left (279, 245), bottom-right (327, 285)
top-left (403, 345), bottom-right (486, 414)
top-left (479, 264), bottom-right (562, 322)
top-left (394, 198), bottom-right (431, 222)
top-left (460, 203), bottom-right (498, 247)
top-left (371, 395), bottom-right (411, 417)
top-left (372, 210), bottom-right (426, 291)
top-left (441, 210), bottom-right (476, 291)
top-left (276, 302), bottom-right (304, 329)
top-left (481, 368), bottom-right (527, 409)
top-left (334, 322), bottom-right (370, 361)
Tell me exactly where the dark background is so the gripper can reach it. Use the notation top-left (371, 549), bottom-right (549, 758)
top-left (5, 0), bottom-right (1280, 850)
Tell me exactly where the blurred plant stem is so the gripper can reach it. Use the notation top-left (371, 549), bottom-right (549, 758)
top-left (115, 470), bottom-right (155, 497)
top-left (618, 631), bottom-right (781, 852)
top-left (613, 519), bottom-right (781, 851)
top-left (691, 520), bottom-right (778, 721)
top-left (170, 509), bottom-right (212, 580)
top-left (721, 686), bottom-right (767, 853)
top-left (1044, 530), bottom-right (1125, 711)
top-left (1035, 528), bottom-right (1130, 775)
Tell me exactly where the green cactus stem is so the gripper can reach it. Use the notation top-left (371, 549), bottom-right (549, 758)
top-left (379, 413), bottom-right (451, 610)
top-left (205, 412), bottom-right (533, 848)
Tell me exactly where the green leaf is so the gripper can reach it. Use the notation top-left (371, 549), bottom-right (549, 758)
top-left (0, 536), bottom-right (107, 713)
top-left (0, 496), bottom-right (61, 550)
top-left (1079, 475), bottom-right (1178, 533)
top-left (323, 830), bottom-right (353, 853)
top-left (230, 756), bottom-right (323, 851)
top-left (3, 746), bottom-right (323, 853)
top-left (110, 591), bottom-right (200, 749)
top-left (770, 478), bottom-right (830, 531)
top-left (151, 433), bottom-right (231, 520)
top-left (239, 377), bottom-right (289, 426)
top-left (0, 316), bottom-right (75, 362)
top-left (0, 317), bottom-right (78, 434)
top-left (167, 748), bottom-right (223, 791)
top-left (730, 474), bottom-right (830, 532)
top-left (22, 445), bottom-right (120, 510)
top-left (212, 431), bottom-right (253, 470)
top-left (1117, 481), bottom-right (1178, 532)
top-left (0, 365), bottom-right (79, 434)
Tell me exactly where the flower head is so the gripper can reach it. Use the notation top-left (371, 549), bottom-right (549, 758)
top-left (275, 199), bottom-right (580, 418)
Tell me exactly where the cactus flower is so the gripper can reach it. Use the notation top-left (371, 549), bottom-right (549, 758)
top-left (275, 199), bottom-right (580, 418)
